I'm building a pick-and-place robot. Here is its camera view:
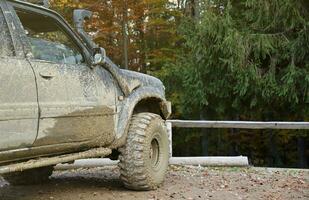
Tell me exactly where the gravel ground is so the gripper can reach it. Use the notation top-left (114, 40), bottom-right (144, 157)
top-left (0, 165), bottom-right (308, 200)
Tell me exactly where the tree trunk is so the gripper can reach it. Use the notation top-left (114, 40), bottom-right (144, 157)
top-left (229, 115), bottom-right (240, 156)
top-left (297, 136), bottom-right (307, 168)
top-left (122, 0), bottom-right (129, 69)
top-left (229, 128), bottom-right (239, 156)
top-left (185, 0), bottom-right (199, 20)
top-left (200, 107), bottom-right (208, 156)
top-left (194, 0), bottom-right (200, 21)
top-left (201, 134), bottom-right (208, 156)
top-left (266, 130), bottom-right (282, 167)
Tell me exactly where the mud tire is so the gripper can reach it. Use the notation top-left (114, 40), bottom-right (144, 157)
top-left (2, 166), bottom-right (53, 185)
top-left (118, 112), bottom-right (169, 191)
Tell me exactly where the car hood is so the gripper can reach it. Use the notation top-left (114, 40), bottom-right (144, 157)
top-left (102, 57), bottom-right (165, 97)
top-left (119, 69), bottom-right (165, 96)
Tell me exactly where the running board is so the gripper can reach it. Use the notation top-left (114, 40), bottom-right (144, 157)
top-left (0, 147), bottom-right (111, 174)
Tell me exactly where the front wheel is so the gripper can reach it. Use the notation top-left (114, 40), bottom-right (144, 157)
top-left (118, 112), bottom-right (169, 190)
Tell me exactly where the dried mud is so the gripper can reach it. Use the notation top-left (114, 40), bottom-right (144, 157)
top-left (0, 165), bottom-right (308, 200)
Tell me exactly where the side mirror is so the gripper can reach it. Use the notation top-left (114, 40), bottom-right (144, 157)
top-left (92, 47), bottom-right (106, 66)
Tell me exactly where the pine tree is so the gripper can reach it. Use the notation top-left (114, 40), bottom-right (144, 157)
top-left (171, 0), bottom-right (309, 167)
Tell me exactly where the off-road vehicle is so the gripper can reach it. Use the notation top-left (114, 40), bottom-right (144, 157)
top-left (0, 0), bottom-right (171, 190)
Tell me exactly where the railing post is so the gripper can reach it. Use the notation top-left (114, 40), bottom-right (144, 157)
top-left (166, 121), bottom-right (173, 157)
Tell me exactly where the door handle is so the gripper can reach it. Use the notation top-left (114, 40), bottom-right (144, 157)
top-left (39, 71), bottom-right (56, 79)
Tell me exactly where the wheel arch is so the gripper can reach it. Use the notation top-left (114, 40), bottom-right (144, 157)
top-left (111, 87), bottom-right (171, 148)
top-left (133, 97), bottom-right (166, 119)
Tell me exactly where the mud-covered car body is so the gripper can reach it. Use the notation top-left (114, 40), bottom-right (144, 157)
top-left (0, 0), bottom-right (170, 166)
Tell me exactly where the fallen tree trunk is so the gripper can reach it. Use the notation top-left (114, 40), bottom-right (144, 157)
top-left (55, 156), bottom-right (249, 170)
top-left (169, 156), bottom-right (249, 166)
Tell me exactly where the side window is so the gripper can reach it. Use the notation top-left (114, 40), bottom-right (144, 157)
top-left (15, 9), bottom-right (84, 65)
top-left (0, 7), bottom-right (14, 56)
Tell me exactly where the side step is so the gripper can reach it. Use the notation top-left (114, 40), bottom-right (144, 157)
top-left (0, 147), bottom-right (111, 174)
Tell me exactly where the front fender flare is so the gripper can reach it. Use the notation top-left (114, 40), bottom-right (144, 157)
top-left (111, 87), bottom-right (171, 148)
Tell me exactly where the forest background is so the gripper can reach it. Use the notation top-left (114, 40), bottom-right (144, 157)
top-left (50, 0), bottom-right (309, 168)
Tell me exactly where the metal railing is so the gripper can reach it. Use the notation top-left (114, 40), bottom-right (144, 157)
top-left (168, 120), bottom-right (309, 129)
top-left (165, 120), bottom-right (309, 166)
top-left (56, 120), bottom-right (309, 169)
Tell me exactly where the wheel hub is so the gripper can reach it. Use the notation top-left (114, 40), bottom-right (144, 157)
top-left (150, 138), bottom-right (160, 167)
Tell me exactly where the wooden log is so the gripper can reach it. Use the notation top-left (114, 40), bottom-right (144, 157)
top-left (55, 156), bottom-right (249, 170)
top-left (169, 156), bottom-right (249, 166)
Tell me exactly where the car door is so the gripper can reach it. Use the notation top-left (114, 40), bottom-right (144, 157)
top-left (11, 3), bottom-right (117, 147)
top-left (0, 0), bottom-right (38, 151)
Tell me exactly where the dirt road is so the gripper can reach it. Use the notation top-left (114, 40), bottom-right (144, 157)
top-left (0, 165), bottom-right (308, 200)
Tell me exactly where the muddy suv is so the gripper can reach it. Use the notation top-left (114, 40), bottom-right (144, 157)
top-left (0, 0), bottom-right (171, 190)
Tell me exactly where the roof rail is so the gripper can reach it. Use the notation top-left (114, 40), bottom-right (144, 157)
top-left (21, 0), bottom-right (49, 8)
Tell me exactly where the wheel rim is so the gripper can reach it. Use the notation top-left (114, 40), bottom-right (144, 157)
top-left (150, 137), bottom-right (160, 168)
